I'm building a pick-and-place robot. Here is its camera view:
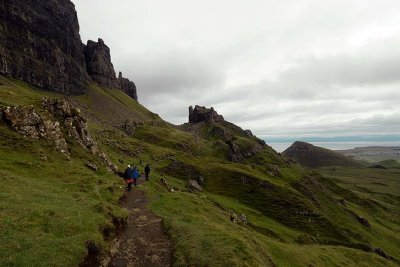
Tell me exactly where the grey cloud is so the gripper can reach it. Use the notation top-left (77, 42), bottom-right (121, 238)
top-left (74, 0), bottom-right (400, 137)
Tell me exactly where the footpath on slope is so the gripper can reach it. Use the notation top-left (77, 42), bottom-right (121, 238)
top-left (84, 177), bottom-right (172, 267)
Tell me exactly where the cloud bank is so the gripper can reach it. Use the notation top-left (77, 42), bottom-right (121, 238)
top-left (74, 0), bottom-right (400, 138)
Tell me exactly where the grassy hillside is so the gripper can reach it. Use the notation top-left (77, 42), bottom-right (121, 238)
top-left (0, 77), bottom-right (399, 266)
top-left (283, 141), bottom-right (362, 168)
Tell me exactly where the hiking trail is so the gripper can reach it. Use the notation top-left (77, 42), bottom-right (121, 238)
top-left (103, 178), bottom-right (172, 267)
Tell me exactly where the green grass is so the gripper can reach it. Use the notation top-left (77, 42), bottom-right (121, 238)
top-left (1, 77), bottom-right (399, 266)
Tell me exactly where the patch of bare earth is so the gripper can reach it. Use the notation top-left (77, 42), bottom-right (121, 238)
top-left (103, 179), bottom-right (172, 267)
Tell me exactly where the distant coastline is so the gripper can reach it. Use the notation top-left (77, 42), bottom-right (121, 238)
top-left (267, 141), bottom-right (400, 153)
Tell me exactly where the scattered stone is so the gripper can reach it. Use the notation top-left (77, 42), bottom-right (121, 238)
top-left (85, 163), bottom-right (98, 171)
top-left (229, 211), bottom-right (238, 223)
top-left (356, 215), bottom-right (371, 228)
top-left (160, 178), bottom-right (174, 192)
top-left (296, 234), bottom-right (317, 244)
top-left (197, 175), bottom-right (205, 184)
top-left (337, 199), bottom-right (347, 207)
top-left (373, 247), bottom-right (392, 260)
top-left (120, 120), bottom-right (137, 136)
top-left (238, 214), bottom-right (247, 224)
top-left (212, 125), bottom-right (233, 141)
top-left (258, 180), bottom-right (275, 190)
top-left (227, 141), bottom-right (244, 162)
top-left (187, 179), bottom-right (203, 192)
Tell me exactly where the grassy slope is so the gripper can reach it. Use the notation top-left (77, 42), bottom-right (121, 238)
top-left (0, 77), bottom-right (399, 266)
top-left (283, 141), bottom-right (362, 168)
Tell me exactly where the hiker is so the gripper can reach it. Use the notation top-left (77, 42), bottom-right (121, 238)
top-left (124, 165), bottom-right (134, 192)
top-left (132, 166), bottom-right (140, 186)
top-left (145, 164), bottom-right (151, 181)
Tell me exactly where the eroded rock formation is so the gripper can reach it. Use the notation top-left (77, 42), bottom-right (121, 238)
top-left (118, 72), bottom-right (137, 100)
top-left (0, 98), bottom-right (118, 172)
top-left (189, 105), bottom-right (224, 123)
top-left (83, 38), bottom-right (119, 89)
top-left (83, 39), bottom-right (138, 100)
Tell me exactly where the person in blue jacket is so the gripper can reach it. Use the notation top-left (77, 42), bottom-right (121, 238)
top-left (123, 165), bottom-right (134, 192)
top-left (132, 166), bottom-right (140, 187)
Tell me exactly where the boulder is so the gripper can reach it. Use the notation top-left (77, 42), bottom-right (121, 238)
top-left (85, 162), bottom-right (98, 171)
top-left (356, 215), bottom-right (371, 228)
top-left (238, 214), bottom-right (247, 224)
top-left (187, 179), bottom-right (203, 192)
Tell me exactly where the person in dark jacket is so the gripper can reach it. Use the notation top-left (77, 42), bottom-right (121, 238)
top-left (132, 166), bottom-right (140, 186)
top-left (124, 165), bottom-right (134, 192)
top-left (144, 164), bottom-right (151, 181)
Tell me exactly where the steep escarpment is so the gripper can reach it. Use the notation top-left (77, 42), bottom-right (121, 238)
top-left (0, 0), bottom-right (138, 100)
top-left (0, 0), bottom-right (89, 94)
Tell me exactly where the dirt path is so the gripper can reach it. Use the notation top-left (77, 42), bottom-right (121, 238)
top-left (103, 178), bottom-right (172, 267)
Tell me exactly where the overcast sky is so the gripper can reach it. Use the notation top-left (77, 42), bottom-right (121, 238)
top-left (74, 0), bottom-right (400, 138)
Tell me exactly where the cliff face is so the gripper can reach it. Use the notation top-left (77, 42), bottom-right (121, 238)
top-left (83, 39), bottom-right (138, 100)
top-left (83, 38), bottom-right (119, 89)
top-left (118, 72), bottom-right (138, 100)
top-left (0, 0), bottom-right (138, 100)
top-left (0, 0), bottom-right (89, 94)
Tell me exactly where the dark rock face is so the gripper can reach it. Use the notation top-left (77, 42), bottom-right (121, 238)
top-left (0, 0), bottom-right (139, 100)
top-left (118, 72), bottom-right (138, 100)
top-left (0, 0), bottom-right (89, 94)
top-left (189, 105), bottom-right (224, 123)
top-left (83, 39), bottom-right (138, 100)
top-left (83, 39), bottom-right (119, 89)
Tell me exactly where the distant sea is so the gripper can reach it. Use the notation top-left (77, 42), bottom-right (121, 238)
top-left (267, 141), bottom-right (400, 153)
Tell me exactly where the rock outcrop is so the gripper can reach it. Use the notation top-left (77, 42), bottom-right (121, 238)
top-left (0, 97), bottom-right (118, 172)
top-left (83, 39), bottom-right (138, 100)
top-left (83, 39), bottom-right (119, 89)
top-left (0, 0), bottom-right (89, 94)
top-left (0, 105), bottom-right (69, 154)
top-left (118, 72), bottom-right (138, 100)
top-left (189, 105), bottom-right (224, 123)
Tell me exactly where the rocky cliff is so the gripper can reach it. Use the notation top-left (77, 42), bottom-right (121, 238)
top-left (0, 0), bottom-right (89, 94)
top-left (118, 72), bottom-right (137, 100)
top-left (0, 0), bottom-right (138, 100)
top-left (82, 39), bottom-right (138, 100)
top-left (83, 38), bottom-right (119, 89)
top-left (189, 105), bottom-right (224, 123)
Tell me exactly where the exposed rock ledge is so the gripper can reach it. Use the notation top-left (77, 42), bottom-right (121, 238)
top-left (0, 97), bottom-right (117, 172)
